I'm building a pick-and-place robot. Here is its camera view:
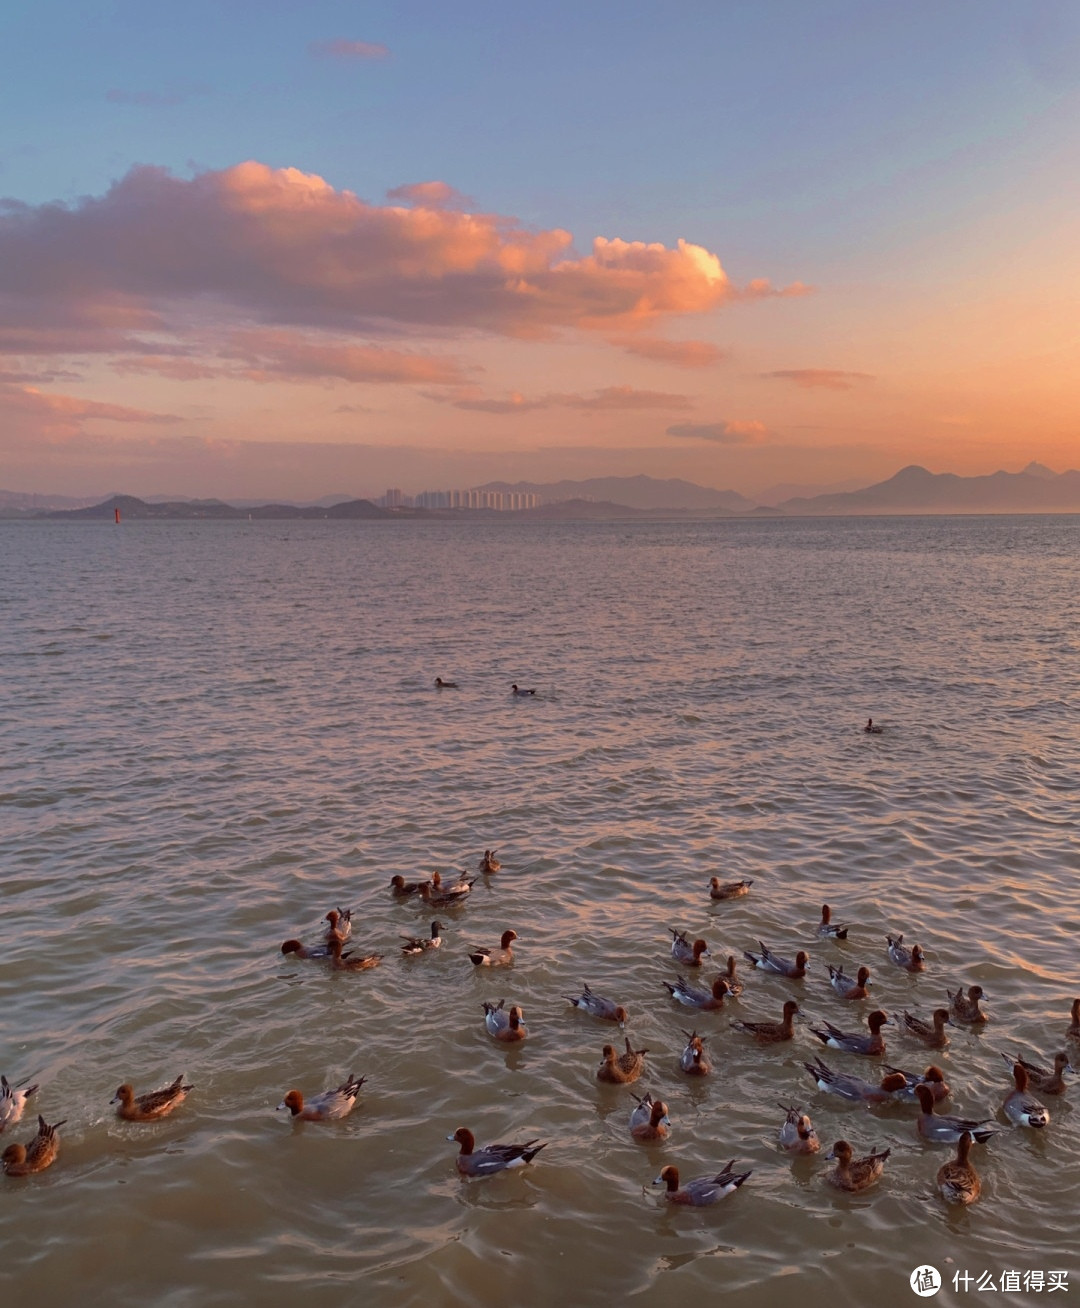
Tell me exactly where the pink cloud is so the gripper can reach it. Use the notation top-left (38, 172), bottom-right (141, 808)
top-left (308, 38), bottom-right (389, 60)
top-left (667, 419), bottom-right (768, 444)
top-left (0, 384), bottom-right (181, 438)
top-left (386, 181), bottom-right (474, 211)
top-left (615, 337), bottom-right (727, 368)
top-left (438, 385), bottom-right (692, 414)
top-left (762, 368), bottom-right (872, 390)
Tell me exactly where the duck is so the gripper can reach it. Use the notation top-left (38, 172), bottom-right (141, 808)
top-left (720, 954), bottom-right (744, 996)
top-left (825, 1140), bottom-right (889, 1191)
top-left (914, 1083), bottom-right (995, 1144)
top-left (434, 677), bottom-right (458, 688)
top-left (948, 984), bottom-right (989, 1025)
top-left (324, 908), bottom-right (352, 945)
top-left (327, 938), bottom-right (383, 971)
top-left (565, 983), bottom-right (627, 1025)
top-left (669, 929), bottom-right (710, 967)
top-left (778, 1104), bottom-right (821, 1155)
top-left (0, 1077), bottom-right (39, 1133)
top-left (478, 849), bottom-right (501, 874)
top-left (998, 1050), bottom-right (1069, 1095)
top-left (829, 964), bottom-right (871, 1000)
top-left (863, 718), bottom-right (883, 734)
top-left (886, 934), bottom-right (925, 972)
top-left (597, 1039), bottom-right (648, 1084)
top-left (897, 1008), bottom-right (951, 1049)
top-left (469, 929), bottom-right (517, 968)
top-left (629, 1092), bottom-right (671, 1143)
top-left (803, 1056), bottom-right (905, 1103)
top-left (420, 874), bottom-right (476, 907)
top-left (280, 938), bottom-right (331, 960)
top-left (678, 1031), bottom-right (712, 1076)
top-left (809, 1010), bottom-right (890, 1056)
top-left (1002, 1063), bottom-right (1050, 1128)
top-left (882, 1064), bottom-right (950, 1103)
top-left (743, 942), bottom-right (809, 979)
top-left (447, 1126), bottom-right (546, 1177)
top-left (653, 1161), bottom-right (752, 1206)
top-left (1067, 998), bottom-right (1080, 1069)
top-left (277, 1075), bottom-right (365, 1122)
top-left (389, 875), bottom-right (424, 897)
top-left (818, 905), bottom-right (849, 939)
top-left (2, 1115), bottom-right (65, 1176)
top-left (937, 1131), bottom-right (980, 1205)
top-left (709, 877), bottom-right (753, 900)
top-left (400, 921), bottom-right (443, 955)
top-left (664, 973), bottom-right (729, 1011)
top-left (112, 1075), bottom-right (192, 1121)
top-left (483, 1000), bottom-right (528, 1043)
top-left (510, 684), bottom-right (537, 697)
top-left (731, 999), bottom-right (800, 1043)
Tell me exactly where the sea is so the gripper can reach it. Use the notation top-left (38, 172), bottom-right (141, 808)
top-left (2, 514), bottom-right (1078, 1308)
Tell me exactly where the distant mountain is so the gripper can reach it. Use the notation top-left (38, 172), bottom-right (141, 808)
top-left (47, 494), bottom-right (394, 520)
top-left (0, 488), bottom-right (105, 516)
top-left (778, 464), bottom-right (1080, 515)
top-left (751, 477), bottom-right (867, 507)
top-left (476, 474), bottom-right (752, 511)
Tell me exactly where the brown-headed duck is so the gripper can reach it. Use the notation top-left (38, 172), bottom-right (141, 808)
top-left (510, 684), bottom-right (537, 697)
top-left (886, 934), bottom-right (925, 972)
top-left (324, 908), bottom-right (352, 945)
top-left (469, 930), bottom-right (517, 968)
top-left (629, 1092), bottom-right (671, 1143)
top-left (280, 938), bottom-right (331, 960)
top-left (829, 964), bottom-right (871, 1000)
top-left (434, 677), bottom-right (458, 688)
top-left (277, 1075), bottom-right (365, 1122)
top-left (0, 1077), bottom-right (39, 1133)
top-left (565, 983), bottom-right (627, 1025)
top-left (743, 942), bottom-right (809, 979)
top-left (420, 874), bottom-right (476, 906)
top-left (597, 1039), bottom-right (648, 1084)
top-left (803, 1056), bottom-right (905, 1103)
top-left (327, 938), bottom-right (383, 971)
top-left (914, 1083), bottom-right (995, 1144)
top-left (653, 1161), bottom-right (751, 1205)
top-left (478, 850), bottom-right (501, 874)
top-left (999, 1050), bottom-right (1069, 1096)
top-left (810, 1010), bottom-right (890, 1056)
top-left (679, 1031), bottom-right (712, 1076)
top-left (389, 875), bottom-right (423, 897)
top-left (937, 1131), bottom-right (980, 1205)
top-left (721, 954), bottom-right (744, 996)
top-left (2, 1115), bottom-right (65, 1176)
top-left (669, 929), bottom-right (710, 967)
top-left (709, 877), bottom-right (753, 900)
top-left (400, 921), bottom-right (443, 955)
top-left (112, 1074), bottom-right (192, 1121)
top-left (778, 1103), bottom-right (821, 1155)
top-left (483, 1000), bottom-right (528, 1043)
top-left (818, 905), bottom-right (849, 939)
top-left (664, 973), bottom-right (730, 1011)
top-left (1067, 998), bottom-right (1080, 1069)
top-left (1002, 1063), bottom-right (1050, 1128)
top-left (948, 985), bottom-right (988, 1025)
top-left (732, 999), bottom-right (800, 1043)
top-left (447, 1126), bottom-right (546, 1176)
top-left (882, 1064), bottom-right (950, 1103)
top-left (825, 1140), bottom-right (889, 1191)
top-left (897, 1008), bottom-right (951, 1049)
top-left (863, 718), bottom-right (883, 734)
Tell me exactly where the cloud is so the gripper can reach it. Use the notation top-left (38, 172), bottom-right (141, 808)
top-left (309, 38), bottom-right (389, 60)
top-left (615, 337), bottom-right (727, 368)
top-left (437, 385), bottom-right (692, 414)
top-left (386, 181), bottom-right (474, 210)
top-left (0, 384), bottom-right (181, 438)
top-left (762, 368), bottom-right (872, 390)
top-left (667, 419), bottom-right (768, 444)
top-left (0, 161), bottom-right (795, 350)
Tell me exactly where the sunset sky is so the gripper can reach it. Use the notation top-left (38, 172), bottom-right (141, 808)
top-left (3, 0), bottom-right (1080, 499)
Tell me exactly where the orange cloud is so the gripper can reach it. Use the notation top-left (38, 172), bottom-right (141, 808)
top-left (762, 369), bottom-right (872, 390)
top-left (615, 337), bottom-right (727, 368)
top-left (667, 419), bottom-right (768, 444)
top-left (439, 385), bottom-right (692, 414)
top-left (386, 181), bottom-right (474, 210)
top-left (0, 385), bottom-right (180, 438)
top-left (308, 38), bottom-right (389, 60)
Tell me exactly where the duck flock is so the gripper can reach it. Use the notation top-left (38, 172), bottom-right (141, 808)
top-left (5, 810), bottom-right (1078, 1210)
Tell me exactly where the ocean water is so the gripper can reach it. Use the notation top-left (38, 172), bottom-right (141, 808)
top-left (1, 514), bottom-right (1078, 1308)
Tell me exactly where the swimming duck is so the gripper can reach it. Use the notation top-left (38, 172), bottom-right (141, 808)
top-left (863, 718), bottom-right (883, 734)
top-left (327, 938), bottom-right (383, 971)
top-left (447, 1127), bottom-right (547, 1177)
top-left (565, 983), bottom-right (627, 1025)
top-left (709, 877), bottom-right (753, 900)
top-left (420, 874), bottom-right (476, 906)
top-left (825, 1140), bottom-right (889, 1191)
top-left (882, 1064), bottom-right (950, 1103)
top-left (389, 875), bottom-right (423, 897)
top-left (478, 849), bottom-right (501, 874)
top-left (597, 1039), bottom-right (649, 1084)
top-left (324, 908), bottom-right (352, 945)
top-left (829, 964), bottom-right (871, 1000)
top-left (669, 929), bottom-right (710, 967)
top-left (731, 999), bottom-right (800, 1043)
top-left (678, 1031), bottom-right (712, 1076)
top-left (1002, 1063), bottom-right (1050, 1128)
top-left (469, 929), bottom-right (517, 968)
top-left (280, 938), bottom-right (331, 960)
top-left (1067, 998), bottom-right (1080, 1069)
top-left (897, 1008), bottom-right (951, 1049)
top-left (2, 1115), bottom-right (65, 1176)
top-left (886, 934), bottom-right (925, 972)
top-left (510, 684), bottom-right (536, 697)
top-left (400, 921), bottom-right (443, 955)
top-left (0, 1077), bottom-right (39, 1133)
top-left (948, 985), bottom-right (988, 1025)
top-left (112, 1075), bottom-right (192, 1121)
top-left (664, 973), bottom-right (730, 1011)
top-left (778, 1104), bottom-right (821, 1154)
top-left (743, 942), bottom-right (809, 979)
top-left (720, 955), bottom-right (744, 996)
top-left (483, 1000), bottom-right (528, 1043)
top-left (434, 677), bottom-right (458, 688)
top-left (937, 1131), bottom-right (980, 1205)
top-left (914, 1083), bottom-right (995, 1144)
top-left (803, 1056), bottom-right (905, 1103)
top-left (277, 1075), bottom-right (365, 1122)
top-left (653, 1161), bottom-right (752, 1206)
top-left (809, 1010), bottom-right (890, 1056)
top-left (629, 1093), bottom-right (671, 1143)
top-left (998, 1051), bottom-right (1069, 1096)
top-left (818, 905), bottom-right (849, 939)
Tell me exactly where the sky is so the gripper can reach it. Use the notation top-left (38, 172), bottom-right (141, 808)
top-left (3, 0), bottom-right (1080, 500)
